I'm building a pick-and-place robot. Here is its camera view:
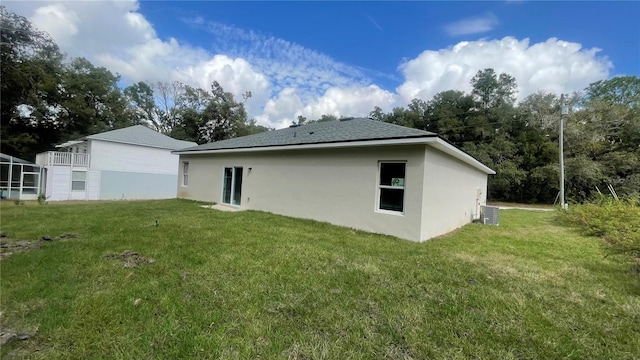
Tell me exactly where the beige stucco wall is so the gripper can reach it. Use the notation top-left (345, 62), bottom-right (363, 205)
top-left (420, 147), bottom-right (488, 241)
top-left (178, 145), bottom-right (426, 241)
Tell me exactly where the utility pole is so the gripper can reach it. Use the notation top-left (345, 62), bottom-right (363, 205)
top-left (559, 94), bottom-right (568, 210)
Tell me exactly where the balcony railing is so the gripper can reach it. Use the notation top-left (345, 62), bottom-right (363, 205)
top-left (36, 152), bottom-right (90, 167)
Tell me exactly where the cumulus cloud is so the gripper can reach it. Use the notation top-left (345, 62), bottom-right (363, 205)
top-left (175, 55), bottom-right (271, 116)
top-left (256, 85), bottom-right (397, 127)
top-left (30, 4), bottom-right (80, 40)
top-left (397, 37), bottom-right (612, 104)
top-left (4, 2), bottom-right (614, 130)
top-left (22, 0), bottom-right (156, 58)
top-left (444, 13), bottom-right (498, 37)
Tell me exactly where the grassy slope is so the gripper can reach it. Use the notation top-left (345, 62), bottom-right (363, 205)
top-left (1, 200), bottom-right (638, 359)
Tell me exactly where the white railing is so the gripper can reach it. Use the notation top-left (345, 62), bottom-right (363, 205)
top-left (36, 152), bottom-right (90, 167)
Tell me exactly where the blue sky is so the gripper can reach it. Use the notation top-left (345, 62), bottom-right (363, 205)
top-left (6, 1), bottom-right (639, 128)
top-left (143, 1), bottom-right (639, 86)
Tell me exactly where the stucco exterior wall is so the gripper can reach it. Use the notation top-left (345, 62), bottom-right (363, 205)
top-left (178, 145), bottom-right (426, 241)
top-left (420, 147), bottom-right (488, 240)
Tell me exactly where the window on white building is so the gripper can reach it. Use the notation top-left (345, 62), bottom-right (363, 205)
top-left (378, 162), bottom-right (406, 213)
top-left (72, 171), bottom-right (86, 191)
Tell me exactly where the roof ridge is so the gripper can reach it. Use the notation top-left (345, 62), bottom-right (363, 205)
top-left (178, 118), bottom-right (434, 152)
top-left (83, 125), bottom-right (197, 150)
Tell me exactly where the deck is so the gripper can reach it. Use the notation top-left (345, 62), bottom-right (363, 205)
top-left (36, 152), bottom-right (90, 167)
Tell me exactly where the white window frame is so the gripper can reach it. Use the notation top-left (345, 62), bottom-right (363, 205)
top-left (71, 170), bottom-right (86, 191)
top-left (376, 161), bottom-right (406, 215)
top-left (182, 161), bottom-right (189, 187)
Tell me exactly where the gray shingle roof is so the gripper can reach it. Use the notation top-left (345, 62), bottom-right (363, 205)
top-left (179, 118), bottom-right (435, 152)
top-left (86, 125), bottom-right (197, 150)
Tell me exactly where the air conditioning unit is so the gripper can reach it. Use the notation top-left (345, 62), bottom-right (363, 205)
top-left (480, 205), bottom-right (499, 226)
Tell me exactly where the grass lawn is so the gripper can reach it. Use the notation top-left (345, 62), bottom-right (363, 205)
top-left (1, 199), bottom-right (638, 359)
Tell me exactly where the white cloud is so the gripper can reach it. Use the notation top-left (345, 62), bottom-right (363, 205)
top-left (444, 13), bottom-right (498, 37)
top-left (30, 4), bottom-right (80, 40)
top-left (4, 2), bottom-right (614, 131)
top-left (23, 0), bottom-right (155, 58)
top-left (299, 85), bottom-right (396, 120)
top-left (397, 37), bottom-right (611, 104)
top-left (189, 19), bottom-right (375, 102)
top-left (255, 85), bottom-right (397, 128)
top-left (176, 55), bottom-right (271, 117)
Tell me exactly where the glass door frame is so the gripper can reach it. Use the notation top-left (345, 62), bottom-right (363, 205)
top-left (222, 166), bottom-right (243, 206)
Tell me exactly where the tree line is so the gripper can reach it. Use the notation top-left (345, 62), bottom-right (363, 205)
top-left (2, 6), bottom-right (638, 203)
top-left (367, 69), bottom-right (639, 203)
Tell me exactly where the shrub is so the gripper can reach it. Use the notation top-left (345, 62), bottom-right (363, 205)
top-left (37, 194), bottom-right (48, 205)
top-left (559, 196), bottom-right (640, 269)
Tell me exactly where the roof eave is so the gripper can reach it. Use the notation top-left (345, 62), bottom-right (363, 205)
top-left (172, 135), bottom-right (436, 155)
top-left (425, 138), bottom-right (496, 175)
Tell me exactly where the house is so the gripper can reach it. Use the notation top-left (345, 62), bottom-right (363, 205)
top-left (0, 153), bottom-right (43, 201)
top-left (173, 118), bottom-right (495, 242)
top-left (36, 125), bottom-right (197, 201)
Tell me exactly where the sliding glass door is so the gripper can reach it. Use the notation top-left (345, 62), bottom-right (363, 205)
top-left (222, 167), bottom-right (243, 206)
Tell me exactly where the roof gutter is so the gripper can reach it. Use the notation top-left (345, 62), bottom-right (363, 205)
top-left (173, 136), bottom-right (495, 175)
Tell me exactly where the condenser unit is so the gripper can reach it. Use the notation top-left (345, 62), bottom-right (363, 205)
top-left (480, 205), bottom-right (500, 226)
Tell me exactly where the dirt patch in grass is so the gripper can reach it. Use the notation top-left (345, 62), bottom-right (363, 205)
top-left (105, 250), bottom-right (155, 268)
top-left (0, 240), bottom-right (40, 260)
top-left (0, 327), bottom-right (33, 346)
top-left (0, 233), bottom-right (82, 260)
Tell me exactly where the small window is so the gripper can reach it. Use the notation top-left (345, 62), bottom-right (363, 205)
top-left (182, 161), bottom-right (189, 186)
top-left (378, 162), bottom-right (405, 213)
top-left (72, 171), bottom-right (86, 191)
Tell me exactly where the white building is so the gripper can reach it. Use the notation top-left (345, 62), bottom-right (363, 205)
top-left (174, 118), bottom-right (495, 242)
top-left (36, 125), bottom-right (196, 201)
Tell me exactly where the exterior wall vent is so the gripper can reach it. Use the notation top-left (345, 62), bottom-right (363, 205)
top-left (480, 205), bottom-right (500, 226)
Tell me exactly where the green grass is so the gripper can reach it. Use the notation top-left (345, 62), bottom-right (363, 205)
top-left (1, 199), bottom-right (639, 359)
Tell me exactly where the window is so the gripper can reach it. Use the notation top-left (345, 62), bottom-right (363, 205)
top-left (378, 162), bottom-right (405, 213)
top-left (182, 161), bottom-right (189, 186)
top-left (72, 171), bottom-right (86, 191)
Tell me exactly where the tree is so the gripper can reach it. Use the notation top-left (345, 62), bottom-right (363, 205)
top-left (0, 6), bottom-right (65, 159)
top-left (293, 115), bottom-right (307, 125)
top-left (124, 81), bottom-right (167, 132)
top-left (584, 76), bottom-right (640, 108)
top-left (369, 106), bottom-right (387, 122)
top-left (58, 57), bottom-right (132, 137)
top-left (424, 90), bottom-right (475, 144)
top-left (470, 68), bottom-right (517, 110)
top-left (318, 114), bottom-right (338, 122)
top-left (564, 76), bottom-right (640, 201)
top-left (200, 81), bottom-right (251, 142)
top-left (519, 91), bottom-right (561, 133)
top-left (1, 7), bottom-right (135, 159)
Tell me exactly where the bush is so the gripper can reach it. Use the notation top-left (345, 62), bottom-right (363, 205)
top-left (559, 196), bottom-right (640, 269)
top-left (37, 194), bottom-right (48, 205)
